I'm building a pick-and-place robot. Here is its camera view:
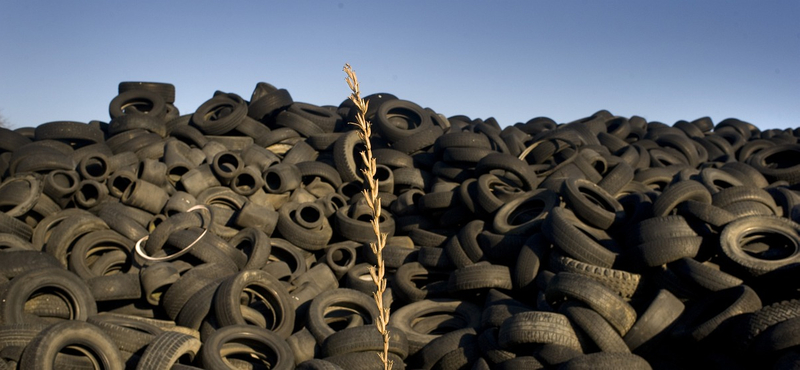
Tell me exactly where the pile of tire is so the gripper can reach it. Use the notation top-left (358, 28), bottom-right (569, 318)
top-left (1, 81), bottom-right (800, 370)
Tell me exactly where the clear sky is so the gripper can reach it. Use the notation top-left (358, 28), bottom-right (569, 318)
top-left (1, 1), bottom-right (798, 131)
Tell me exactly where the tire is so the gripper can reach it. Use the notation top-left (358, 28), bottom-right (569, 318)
top-left (276, 201), bottom-right (333, 251)
top-left (562, 177), bottom-right (624, 230)
top-left (712, 186), bottom-right (782, 217)
top-left (323, 351), bottom-right (405, 370)
top-left (161, 263), bottom-right (235, 320)
top-left (392, 262), bottom-right (450, 303)
top-left (87, 273), bottom-right (142, 301)
top-left (719, 215), bottom-right (800, 277)
top-left (191, 93), bottom-right (247, 135)
top-left (306, 288), bottom-right (379, 345)
top-left (497, 311), bottom-right (582, 351)
top-left (19, 321), bottom-right (124, 370)
top-left (557, 352), bottom-right (652, 370)
top-left (321, 325), bottom-right (409, 359)
top-left (87, 313), bottom-right (162, 354)
top-left (263, 163), bottom-right (302, 194)
top-left (0, 267), bottom-right (96, 325)
top-left (549, 252), bottom-right (641, 299)
top-left (390, 298), bottom-right (482, 356)
top-left (213, 269), bottom-right (295, 339)
top-left (447, 263), bottom-right (513, 295)
top-left (335, 202), bottom-right (395, 244)
top-left (118, 81), bottom-right (175, 103)
top-left (558, 301), bottom-right (630, 353)
top-left (136, 330), bottom-right (201, 370)
top-left (374, 99), bottom-right (433, 143)
top-left (545, 272), bottom-right (637, 336)
top-left (333, 130), bottom-right (365, 183)
top-left (742, 299), bottom-right (800, 349)
top-left (670, 285), bottom-right (762, 343)
top-left (747, 144), bottom-right (800, 185)
top-left (493, 189), bottom-right (559, 235)
top-left (652, 180), bottom-right (712, 217)
top-left (0, 174), bottom-right (43, 218)
top-left (475, 152), bottom-right (539, 190)
top-left (34, 121), bottom-right (105, 147)
top-left (200, 324), bottom-right (295, 370)
top-left (597, 161), bottom-right (634, 196)
top-left (412, 327), bottom-right (477, 369)
top-left (109, 112), bottom-right (167, 137)
top-left (623, 289), bottom-right (684, 353)
top-left (0, 210), bottom-right (34, 244)
top-left (542, 206), bottom-right (620, 268)
top-left (635, 236), bottom-right (703, 267)
top-left (108, 89), bottom-right (167, 120)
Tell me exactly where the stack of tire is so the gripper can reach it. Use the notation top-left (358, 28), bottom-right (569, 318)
top-left (1, 81), bottom-right (800, 369)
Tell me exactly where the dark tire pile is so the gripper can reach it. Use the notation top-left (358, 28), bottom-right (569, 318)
top-left (1, 81), bottom-right (800, 370)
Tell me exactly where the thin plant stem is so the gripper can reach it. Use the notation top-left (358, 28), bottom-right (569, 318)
top-left (343, 63), bottom-right (392, 370)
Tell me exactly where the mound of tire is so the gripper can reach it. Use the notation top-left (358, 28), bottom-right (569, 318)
top-left (1, 81), bottom-right (800, 369)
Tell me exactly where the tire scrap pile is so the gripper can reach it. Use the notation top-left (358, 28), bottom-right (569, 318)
top-left (1, 81), bottom-right (800, 370)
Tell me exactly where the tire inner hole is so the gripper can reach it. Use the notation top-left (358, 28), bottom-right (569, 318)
top-left (740, 231), bottom-right (797, 260)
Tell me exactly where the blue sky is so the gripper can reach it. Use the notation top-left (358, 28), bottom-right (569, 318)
top-left (1, 1), bottom-right (798, 131)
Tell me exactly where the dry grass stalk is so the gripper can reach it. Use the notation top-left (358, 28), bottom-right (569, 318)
top-left (343, 63), bottom-right (392, 370)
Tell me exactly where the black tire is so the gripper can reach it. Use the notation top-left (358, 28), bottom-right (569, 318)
top-left (18, 321), bottom-right (124, 370)
top-left (542, 206), bottom-right (620, 268)
top-left (191, 93), bottom-right (247, 135)
top-left (374, 99), bottom-right (433, 143)
top-left (597, 161), bottom-right (634, 196)
top-left (475, 152), bottom-right (539, 190)
top-left (747, 144), bottom-right (800, 185)
top-left (652, 180), bottom-right (712, 217)
top-left (87, 313), bottom-right (162, 354)
top-left (412, 327), bottom-right (477, 369)
top-left (742, 299), bottom-right (800, 349)
top-left (306, 288), bottom-right (379, 345)
top-left (321, 325), bottom-right (409, 359)
top-left (0, 267), bottom-right (96, 325)
top-left (335, 202), bottom-right (395, 244)
top-left (719, 215), bottom-right (800, 277)
top-left (276, 201), bottom-right (333, 251)
top-left (213, 269), bottom-right (295, 339)
top-left (497, 311), bottom-right (582, 351)
top-left (323, 351), bottom-right (405, 370)
top-left (248, 87), bottom-right (293, 120)
top-left (545, 272), bottom-right (637, 336)
top-left (119, 81), bottom-right (175, 103)
top-left (0, 211), bottom-right (33, 242)
top-left (712, 185), bottom-right (782, 216)
top-left (390, 298), bottom-right (482, 356)
top-left (558, 302), bottom-right (630, 353)
top-left (562, 177), bottom-right (624, 230)
top-left (263, 163), bottom-right (302, 194)
top-left (392, 262), bottom-right (450, 303)
top-left (136, 330), bottom-right (201, 370)
top-left (635, 236), bottom-right (703, 267)
top-left (750, 316), bottom-right (800, 356)
top-left (108, 89), bottom-right (167, 120)
top-left (549, 252), bottom-right (640, 299)
top-left (200, 324), bottom-right (295, 370)
top-left (34, 121), bottom-right (105, 147)
top-left (671, 284), bottom-right (762, 343)
top-left (448, 263), bottom-right (513, 295)
top-left (557, 352), bottom-right (652, 370)
top-left (162, 263), bottom-right (235, 320)
top-left (623, 289), bottom-right (684, 353)
top-left (87, 273), bottom-right (142, 301)
top-left (333, 130), bottom-right (365, 183)
top-left (493, 189), bottom-right (559, 235)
